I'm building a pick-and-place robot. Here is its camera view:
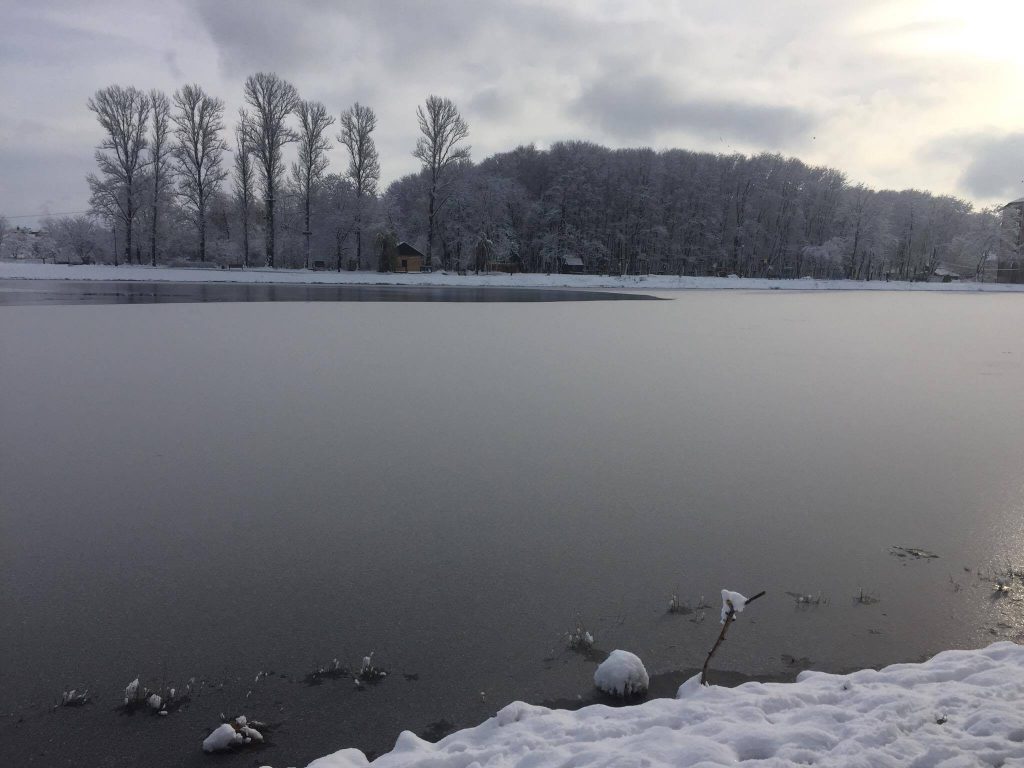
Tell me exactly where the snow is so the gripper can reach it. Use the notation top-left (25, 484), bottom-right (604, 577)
top-left (5, 260), bottom-right (1024, 293)
top-left (303, 642), bottom-right (1024, 768)
top-left (720, 589), bottom-right (747, 623)
top-left (593, 649), bottom-right (650, 697)
top-left (202, 723), bottom-right (242, 752)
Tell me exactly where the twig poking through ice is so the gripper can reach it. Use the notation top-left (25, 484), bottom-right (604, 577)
top-left (356, 652), bottom-right (388, 683)
top-left (785, 591), bottom-right (828, 607)
top-left (59, 688), bottom-right (89, 707)
top-left (700, 588), bottom-right (766, 686)
top-left (566, 618), bottom-right (595, 651)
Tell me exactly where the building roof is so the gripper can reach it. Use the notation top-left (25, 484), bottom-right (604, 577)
top-left (1002, 197), bottom-right (1024, 209)
top-left (396, 241), bottom-right (425, 257)
top-left (563, 255), bottom-right (584, 267)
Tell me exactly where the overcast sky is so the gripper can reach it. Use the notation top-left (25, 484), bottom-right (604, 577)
top-left (2, 0), bottom-right (1023, 225)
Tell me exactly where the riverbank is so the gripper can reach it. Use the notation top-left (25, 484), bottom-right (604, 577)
top-left (4, 261), bottom-right (1024, 292)
top-left (307, 642), bottom-right (1024, 767)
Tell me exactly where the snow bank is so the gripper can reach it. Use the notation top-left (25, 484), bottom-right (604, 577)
top-left (593, 649), bottom-right (650, 697)
top-left (5, 261), bottom-right (1024, 293)
top-left (305, 642), bottom-right (1024, 767)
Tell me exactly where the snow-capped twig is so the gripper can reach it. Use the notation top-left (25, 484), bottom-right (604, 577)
top-left (700, 589), bottom-right (765, 686)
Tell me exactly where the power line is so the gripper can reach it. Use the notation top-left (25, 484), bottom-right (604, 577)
top-left (2, 210), bottom-right (92, 219)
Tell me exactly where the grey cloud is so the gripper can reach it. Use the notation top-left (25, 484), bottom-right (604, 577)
top-left (468, 87), bottom-right (509, 120)
top-left (190, 0), bottom-right (338, 77)
top-left (958, 134), bottom-right (1024, 201)
top-left (190, 0), bottom-right (586, 80)
top-left (924, 133), bottom-right (1024, 201)
top-left (574, 74), bottom-right (815, 148)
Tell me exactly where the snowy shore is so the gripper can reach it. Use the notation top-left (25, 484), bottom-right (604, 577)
top-left (3, 261), bottom-right (1024, 293)
top-left (307, 642), bottom-right (1024, 767)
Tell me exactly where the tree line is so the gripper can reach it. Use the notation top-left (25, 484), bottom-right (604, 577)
top-left (3, 71), bottom-right (1018, 280)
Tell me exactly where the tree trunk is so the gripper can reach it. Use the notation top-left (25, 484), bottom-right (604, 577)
top-left (354, 192), bottom-right (363, 270)
top-left (426, 183), bottom-right (436, 268)
top-left (242, 205), bottom-right (249, 268)
top-left (303, 194), bottom-right (311, 270)
top-left (124, 203), bottom-right (132, 266)
top-left (199, 190), bottom-right (207, 262)
top-left (150, 200), bottom-right (158, 267)
top-left (265, 187), bottom-right (275, 268)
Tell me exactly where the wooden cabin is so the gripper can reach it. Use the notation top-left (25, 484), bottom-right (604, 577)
top-left (561, 254), bottom-right (586, 274)
top-left (395, 241), bottom-right (426, 272)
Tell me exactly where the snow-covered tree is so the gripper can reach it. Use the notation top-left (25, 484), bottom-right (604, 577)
top-left (290, 99), bottom-right (334, 269)
top-left (172, 84), bottom-right (228, 262)
top-left (241, 72), bottom-right (299, 267)
top-left (338, 102), bottom-right (381, 269)
top-left (87, 85), bottom-right (150, 266)
top-left (413, 95), bottom-right (470, 268)
top-left (148, 89), bottom-right (173, 266)
top-left (234, 110), bottom-right (257, 268)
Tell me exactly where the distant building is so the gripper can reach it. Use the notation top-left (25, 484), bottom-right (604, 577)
top-left (997, 198), bottom-right (1024, 283)
top-left (931, 267), bottom-right (960, 282)
top-left (560, 254), bottom-right (586, 274)
top-left (395, 241), bottom-right (425, 273)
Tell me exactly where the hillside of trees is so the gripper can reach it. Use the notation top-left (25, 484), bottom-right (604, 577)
top-left (2, 72), bottom-right (1016, 281)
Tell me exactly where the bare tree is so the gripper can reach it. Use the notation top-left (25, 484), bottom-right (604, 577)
top-left (87, 85), bottom-right (151, 265)
top-left (0, 215), bottom-right (8, 258)
top-left (172, 84), bottom-right (228, 262)
top-left (242, 72), bottom-right (299, 267)
top-left (234, 110), bottom-right (256, 268)
top-left (413, 95), bottom-right (470, 268)
top-left (148, 89), bottom-right (173, 267)
top-left (291, 99), bottom-right (334, 269)
top-left (338, 102), bottom-right (380, 270)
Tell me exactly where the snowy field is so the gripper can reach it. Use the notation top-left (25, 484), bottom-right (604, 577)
top-left (4, 261), bottom-right (1024, 292)
top-left (306, 642), bottom-right (1024, 768)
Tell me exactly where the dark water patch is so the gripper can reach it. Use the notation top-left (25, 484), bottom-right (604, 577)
top-left (0, 279), bottom-right (657, 305)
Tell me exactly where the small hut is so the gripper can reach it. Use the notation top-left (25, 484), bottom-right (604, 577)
top-left (395, 242), bottom-right (426, 273)
top-left (561, 255), bottom-right (586, 274)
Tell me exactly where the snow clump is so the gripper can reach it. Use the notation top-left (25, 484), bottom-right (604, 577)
top-left (719, 589), bottom-right (746, 623)
top-left (203, 723), bottom-right (243, 752)
top-left (202, 715), bottom-right (265, 752)
top-left (593, 649), bottom-right (650, 697)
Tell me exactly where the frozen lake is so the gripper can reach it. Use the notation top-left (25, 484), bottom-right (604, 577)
top-left (2, 286), bottom-right (1024, 766)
